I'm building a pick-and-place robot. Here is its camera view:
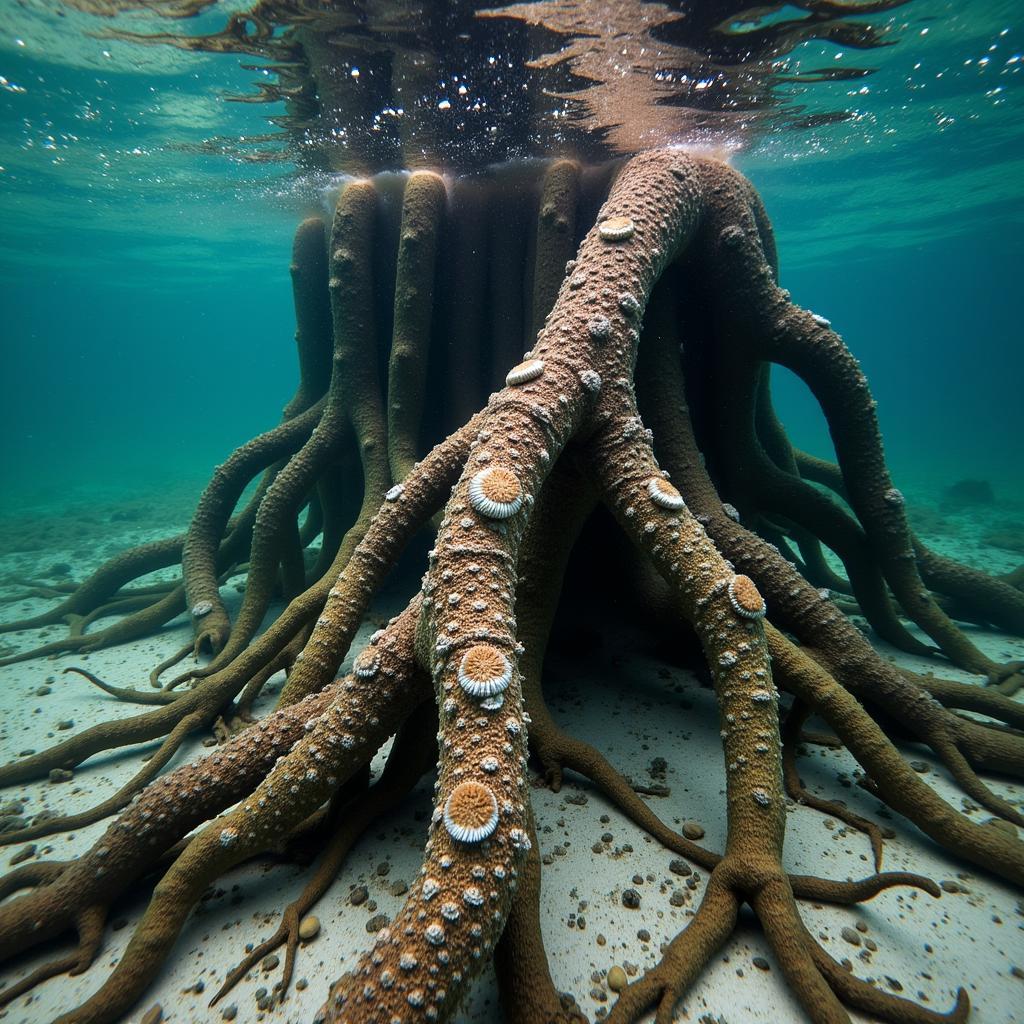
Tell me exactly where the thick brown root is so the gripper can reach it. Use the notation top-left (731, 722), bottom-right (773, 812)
top-left (1, 149), bottom-right (1019, 1024)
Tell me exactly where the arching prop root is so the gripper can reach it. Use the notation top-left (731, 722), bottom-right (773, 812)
top-left (211, 705), bottom-right (438, 1010)
top-left (0, 600), bottom-right (428, 1024)
top-left (2, 150), bottom-right (1022, 1024)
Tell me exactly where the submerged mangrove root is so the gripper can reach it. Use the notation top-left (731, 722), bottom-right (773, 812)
top-left (1, 150), bottom-right (1022, 1024)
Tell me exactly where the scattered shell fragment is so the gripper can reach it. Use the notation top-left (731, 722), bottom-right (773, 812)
top-left (647, 477), bottom-right (685, 511)
top-left (811, 312), bottom-right (832, 328)
top-left (443, 781), bottom-right (499, 844)
top-left (191, 601), bottom-right (213, 618)
top-left (458, 644), bottom-right (513, 699)
top-left (506, 358), bottom-right (544, 387)
top-left (727, 574), bottom-right (767, 620)
top-left (599, 216), bottom-right (635, 242)
top-left (468, 467), bottom-right (523, 519)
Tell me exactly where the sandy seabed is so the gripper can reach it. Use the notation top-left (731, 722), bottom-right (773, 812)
top-left (0, 485), bottom-right (1021, 1024)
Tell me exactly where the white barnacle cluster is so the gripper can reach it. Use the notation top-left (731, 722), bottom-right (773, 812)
top-left (598, 215), bottom-right (636, 242)
top-left (647, 477), bottom-right (686, 511)
top-left (385, 483), bottom-right (404, 502)
top-left (457, 644), bottom-right (513, 710)
top-left (727, 574), bottom-right (767, 620)
top-left (507, 827), bottom-right (531, 853)
top-left (191, 600), bottom-right (214, 618)
top-left (751, 789), bottom-right (772, 808)
top-left (468, 467), bottom-right (523, 520)
top-left (443, 780), bottom-right (499, 844)
top-left (505, 358), bottom-right (544, 387)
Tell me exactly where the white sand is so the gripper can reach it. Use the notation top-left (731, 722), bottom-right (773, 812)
top-left (0, 495), bottom-right (1021, 1024)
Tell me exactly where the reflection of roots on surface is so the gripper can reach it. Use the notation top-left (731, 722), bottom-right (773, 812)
top-left (1, 151), bottom-right (1022, 1024)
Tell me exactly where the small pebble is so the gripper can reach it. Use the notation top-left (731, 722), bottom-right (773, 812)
top-left (350, 885), bottom-right (369, 906)
top-left (48, 768), bottom-right (73, 784)
top-left (56, 720), bottom-right (74, 731)
top-left (607, 966), bottom-right (627, 992)
top-left (681, 821), bottom-right (705, 840)
top-left (909, 761), bottom-right (929, 773)
top-left (621, 889), bottom-right (641, 909)
top-left (298, 915), bottom-right (320, 941)
top-left (366, 913), bottom-right (389, 933)
top-left (222, 1006), bottom-right (238, 1021)
top-left (140, 1006), bottom-right (162, 1024)
top-left (262, 954), bottom-right (279, 971)
top-left (35, 686), bottom-right (52, 697)
top-left (841, 927), bottom-right (862, 946)
top-left (669, 858), bottom-right (691, 877)
top-left (753, 957), bottom-right (770, 971)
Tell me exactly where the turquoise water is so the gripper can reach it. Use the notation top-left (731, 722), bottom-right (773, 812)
top-left (0, 0), bottom-right (1021, 508)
